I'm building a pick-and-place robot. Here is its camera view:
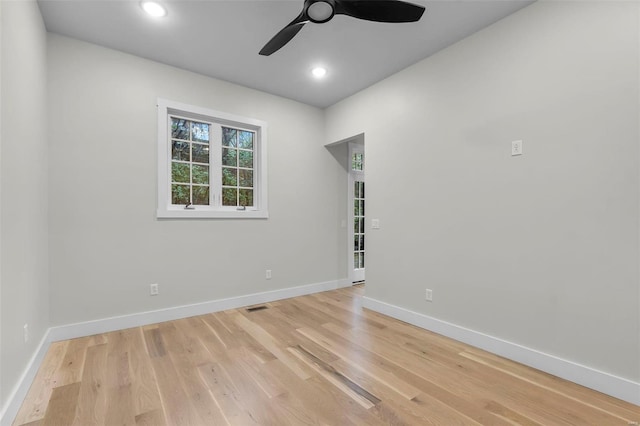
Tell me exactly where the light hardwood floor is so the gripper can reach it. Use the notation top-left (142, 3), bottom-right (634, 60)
top-left (13, 286), bottom-right (640, 425)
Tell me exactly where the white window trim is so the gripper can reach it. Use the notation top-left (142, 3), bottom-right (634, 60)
top-left (156, 98), bottom-right (268, 219)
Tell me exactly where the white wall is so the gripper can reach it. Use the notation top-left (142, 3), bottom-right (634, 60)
top-left (326, 1), bottom-right (640, 384)
top-left (47, 34), bottom-right (345, 326)
top-left (0, 0), bottom-right (50, 412)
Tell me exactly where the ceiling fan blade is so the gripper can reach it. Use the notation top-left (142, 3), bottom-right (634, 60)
top-left (336, 0), bottom-right (425, 23)
top-left (259, 14), bottom-right (308, 56)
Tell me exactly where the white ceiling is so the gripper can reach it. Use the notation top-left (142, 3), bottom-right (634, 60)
top-left (38, 0), bottom-right (533, 108)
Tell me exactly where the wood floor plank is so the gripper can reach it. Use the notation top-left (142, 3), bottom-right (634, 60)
top-left (288, 345), bottom-right (379, 409)
top-left (72, 343), bottom-right (108, 426)
top-left (51, 337), bottom-right (90, 388)
top-left (134, 408), bottom-right (167, 426)
top-left (129, 328), bottom-right (163, 416)
top-left (13, 341), bottom-right (69, 426)
top-left (234, 313), bottom-right (313, 380)
top-left (297, 325), bottom-right (422, 400)
top-left (149, 352), bottom-right (205, 426)
top-left (104, 330), bottom-right (137, 426)
top-left (42, 382), bottom-right (81, 426)
top-left (12, 286), bottom-right (640, 426)
top-left (158, 322), bottom-right (228, 425)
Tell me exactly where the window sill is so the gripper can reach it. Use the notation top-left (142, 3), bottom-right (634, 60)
top-left (157, 208), bottom-right (269, 219)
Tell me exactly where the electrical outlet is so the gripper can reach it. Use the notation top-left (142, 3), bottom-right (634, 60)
top-left (266, 269), bottom-right (272, 280)
top-left (425, 289), bottom-right (433, 302)
top-left (150, 283), bottom-right (159, 296)
top-left (23, 324), bottom-right (29, 343)
top-left (511, 140), bottom-right (523, 156)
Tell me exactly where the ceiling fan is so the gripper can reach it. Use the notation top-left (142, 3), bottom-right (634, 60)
top-left (259, 0), bottom-right (426, 56)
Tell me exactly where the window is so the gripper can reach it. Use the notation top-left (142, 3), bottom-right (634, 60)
top-left (157, 99), bottom-right (268, 218)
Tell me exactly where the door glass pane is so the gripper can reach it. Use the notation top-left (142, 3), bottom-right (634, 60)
top-left (352, 153), bottom-right (363, 171)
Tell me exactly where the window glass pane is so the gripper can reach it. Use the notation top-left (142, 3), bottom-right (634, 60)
top-left (238, 150), bottom-right (253, 168)
top-left (222, 127), bottom-right (237, 147)
top-left (239, 189), bottom-right (253, 207)
top-left (222, 148), bottom-right (237, 167)
top-left (192, 186), bottom-right (210, 205)
top-left (171, 184), bottom-right (190, 204)
top-left (239, 169), bottom-right (253, 188)
top-left (222, 188), bottom-right (237, 206)
top-left (192, 144), bottom-right (209, 164)
top-left (172, 141), bottom-right (190, 161)
top-left (171, 118), bottom-right (190, 140)
top-left (238, 131), bottom-right (254, 149)
top-left (190, 122), bottom-right (209, 143)
top-left (172, 162), bottom-right (190, 183)
top-left (192, 165), bottom-right (209, 185)
top-left (222, 167), bottom-right (237, 186)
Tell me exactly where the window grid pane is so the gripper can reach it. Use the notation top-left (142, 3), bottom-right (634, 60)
top-left (170, 116), bottom-right (210, 206)
top-left (221, 126), bottom-right (255, 207)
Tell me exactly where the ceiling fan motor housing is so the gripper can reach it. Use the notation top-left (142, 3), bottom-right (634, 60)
top-left (306, 0), bottom-right (336, 23)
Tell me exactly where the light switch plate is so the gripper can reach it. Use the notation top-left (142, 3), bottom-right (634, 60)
top-left (372, 219), bottom-right (380, 229)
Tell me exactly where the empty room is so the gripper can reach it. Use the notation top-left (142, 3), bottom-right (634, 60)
top-left (1, 0), bottom-right (640, 424)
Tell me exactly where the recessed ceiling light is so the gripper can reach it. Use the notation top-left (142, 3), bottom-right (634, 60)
top-left (312, 67), bottom-right (327, 79)
top-left (141, 1), bottom-right (167, 18)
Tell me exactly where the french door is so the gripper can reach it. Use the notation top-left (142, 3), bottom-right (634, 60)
top-left (349, 144), bottom-right (365, 283)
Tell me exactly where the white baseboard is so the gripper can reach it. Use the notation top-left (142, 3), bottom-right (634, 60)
top-left (0, 279), bottom-right (346, 426)
top-left (336, 278), bottom-right (353, 288)
top-left (48, 279), bottom-right (343, 342)
top-left (362, 296), bottom-right (640, 406)
top-left (0, 330), bottom-right (51, 426)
